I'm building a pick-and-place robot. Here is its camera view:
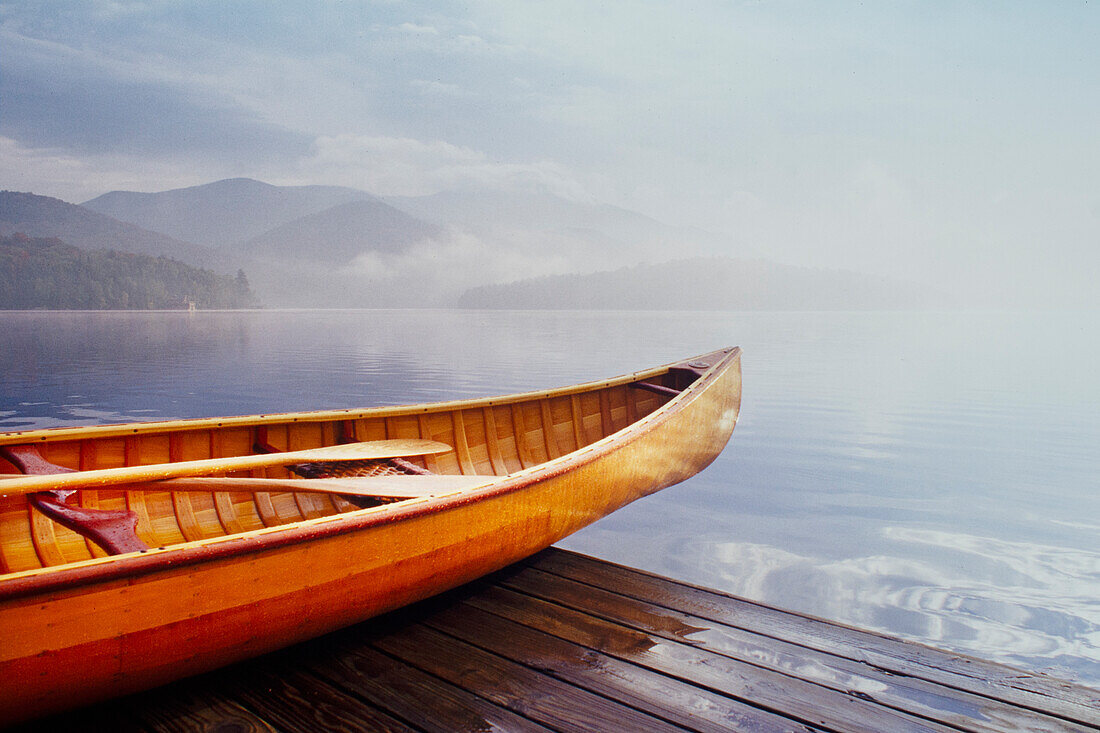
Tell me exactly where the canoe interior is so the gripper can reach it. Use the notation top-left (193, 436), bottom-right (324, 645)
top-left (0, 365), bottom-right (698, 574)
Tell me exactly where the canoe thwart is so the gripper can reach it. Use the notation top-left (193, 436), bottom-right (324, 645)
top-left (666, 365), bottom-right (707, 390)
top-left (630, 382), bottom-right (682, 397)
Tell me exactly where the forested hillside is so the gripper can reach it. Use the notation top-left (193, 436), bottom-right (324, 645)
top-left (458, 258), bottom-right (941, 310)
top-left (0, 190), bottom-right (219, 268)
top-left (0, 234), bottom-right (257, 309)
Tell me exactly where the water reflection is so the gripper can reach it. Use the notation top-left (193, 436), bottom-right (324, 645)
top-left (686, 529), bottom-right (1100, 683)
top-left (1, 308), bottom-right (1098, 686)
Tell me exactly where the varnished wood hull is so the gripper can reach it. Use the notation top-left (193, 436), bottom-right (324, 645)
top-left (0, 348), bottom-right (741, 723)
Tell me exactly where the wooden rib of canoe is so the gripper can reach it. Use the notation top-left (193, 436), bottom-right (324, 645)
top-left (0, 347), bottom-right (742, 724)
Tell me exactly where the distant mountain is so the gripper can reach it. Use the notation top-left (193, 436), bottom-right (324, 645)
top-left (83, 178), bottom-right (374, 248)
top-left (68, 178), bottom-right (938, 310)
top-left (242, 199), bottom-right (442, 265)
top-left (0, 191), bottom-right (219, 268)
top-left (386, 188), bottom-right (755, 263)
top-left (0, 233), bottom-right (257, 310)
top-left (458, 258), bottom-right (942, 310)
top-left (387, 188), bottom-right (667, 234)
top-left (74, 179), bottom-right (765, 300)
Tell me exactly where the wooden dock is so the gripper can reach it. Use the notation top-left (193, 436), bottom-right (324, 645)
top-left (17, 548), bottom-right (1099, 732)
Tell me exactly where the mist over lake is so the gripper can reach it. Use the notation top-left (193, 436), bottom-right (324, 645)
top-left (3, 308), bottom-right (1097, 686)
top-left (3, 1), bottom-right (1099, 709)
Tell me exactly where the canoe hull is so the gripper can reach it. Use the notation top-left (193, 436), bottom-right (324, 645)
top-left (0, 350), bottom-right (741, 723)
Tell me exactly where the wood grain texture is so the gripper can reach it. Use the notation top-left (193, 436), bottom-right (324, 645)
top-left (305, 637), bottom-right (552, 732)
top-left (498, 566), bottom-right (1085, 733)
top-left (23, 547), bottom-right (1096, 733)
top-left (424, 601), bottom-right (822, 733)
top-left (450, 411), bottom-right (476, 475)
top-left (416, 414), bottom-right (440, 474)
top-left (481, 407), bottom-right (509, 475)
top-left (467, 586), bottom-right (954, 733)
top-left (569, 394), bottom-right (586, 451)
top-left (511, 403), bottom-right (537, 469)
top-left (531, 550), bottom-right (1100, 727)
top-left (539, 400), bottom-right (561, 459)
top-left (222, 661), bottom-right (418, 733)
top-left (0, 349), bottom-right (742, 725)
top-left (0, 440), bottom-right (453, 496)
top-left (371, 623), bottom-right (688, 733)
top-left (145, 475), bottom-right (493, 497)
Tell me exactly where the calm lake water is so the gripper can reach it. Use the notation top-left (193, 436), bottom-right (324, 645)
top-left (2, 309), bottom-right (1098, 687)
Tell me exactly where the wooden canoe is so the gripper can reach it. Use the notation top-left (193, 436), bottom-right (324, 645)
top-left (0, 347), bottom-right (742, 724)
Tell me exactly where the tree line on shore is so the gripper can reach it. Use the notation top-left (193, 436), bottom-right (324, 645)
top-left (0, 233), bottom-right (258, 309)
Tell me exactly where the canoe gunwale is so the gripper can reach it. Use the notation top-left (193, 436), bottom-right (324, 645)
top-left (0, 361), bottom-right (684, 447)
top-left (0, 347), bottom-right (741, 601)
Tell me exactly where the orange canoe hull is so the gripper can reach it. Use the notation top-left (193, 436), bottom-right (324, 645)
top-left (0, 348), bottom-right (741, 723)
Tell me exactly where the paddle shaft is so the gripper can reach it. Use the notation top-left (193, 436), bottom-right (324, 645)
top-left (0, 473), bottom-right (491, 498)
top-left (0, 440), bottom-right (452, 497)
top-left (150, 475), bottom-right (493, 498)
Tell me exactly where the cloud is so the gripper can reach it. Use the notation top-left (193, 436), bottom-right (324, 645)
top-left (453, 34), bottom-right (492, 52)
top-left (410, 79), bottom-right (471, 98)
top-left (0, 28), bottom-right (311, 161)
top-left (345, 230), bottom-right (578, 287)
top-left (397, 22), bottom-right (439, 35)
top-left (251, 228), bottom-right (591, 307)
top-left (1, 1), bottom-right (1097, 307)
top-left (0, 136), bottom-right (223, 203)
top-left (380, 15), bottom-right (520, 57)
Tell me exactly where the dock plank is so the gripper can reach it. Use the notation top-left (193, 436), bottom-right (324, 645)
top-left (424, 599), bottom-right (828, 733)
top-left (530, 548), bottom-right (1100, 726)
top-left (122, 683), bottom-right (278, 733)
top-left (465, 583), bottom-right (956, 733)
top-left (499, 564), bottom-right (1086, 733)
top-left (17, 547), bottom-right (1099, 732)
top-left (303, 635), bottom-right (552, 733)
top-left (369, 622), bottom-right (690, 733)
top-left (218, 662), bottom-right (418, 733)
top-left (7, 677), bottom-right (277, 733)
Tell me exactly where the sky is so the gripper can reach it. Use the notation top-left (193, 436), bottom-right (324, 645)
top-left (1, 1), bottom-right (1098, 307)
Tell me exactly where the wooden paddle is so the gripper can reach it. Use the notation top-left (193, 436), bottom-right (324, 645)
top-left (0, 440), bottom-right (452, 497)
top-left (145, 474), bottom-right (494, 498)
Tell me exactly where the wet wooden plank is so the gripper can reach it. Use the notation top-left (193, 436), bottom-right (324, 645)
top-left (424, 599), bottom-right (830, 733)
top-left (127, 688), bottom-right (278, 733)
top-left (464, 584), bottom-right (956, 733)
top-left (368, 622), bottom-right (689, 733)
top-left (39, 676), bottom-right (279, 733)
top-left (303, 631), bottom-right (553, 733)
top-left (16, 547), bottom-right (1098, 732)
top-left (498, 564), bottom-right (1085, 733)
top-left (217, 661), bottom-right (417, 733)
top-left (529, 549), bottom-right (1100, 726)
